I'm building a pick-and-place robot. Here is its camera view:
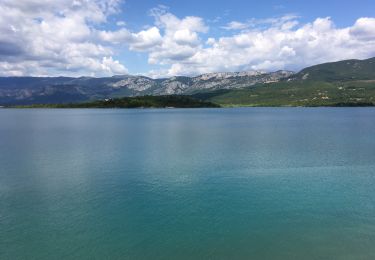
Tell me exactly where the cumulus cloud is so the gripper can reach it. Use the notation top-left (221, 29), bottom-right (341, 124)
top-left (0, 0), bottom-right (127, 76)
top-left (100, 56), bottom-right (128, 74)
top-left (99, 7), bottom-right (209, 71)
top-left (1, 2), bottom-right (375, 78)
top-left (98, 26), bottom-right (163, 50)
top-left (142, 15), bottom-right (375, 77)
top-left (350, 17), bottom-right (375, 40)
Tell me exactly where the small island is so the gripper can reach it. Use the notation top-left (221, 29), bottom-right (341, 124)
top-left (12, 95), bottom-right (220, 109)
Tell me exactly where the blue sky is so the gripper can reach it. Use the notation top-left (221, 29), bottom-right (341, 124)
top-left (118, 0), bottom-right (375, 28)
top-left (113, 0), bottom-right (375, 74)
top-left (1, 0), bottom-right (375, 77)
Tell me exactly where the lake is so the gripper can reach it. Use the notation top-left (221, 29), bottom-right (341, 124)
top-left (1, 108), bottom-right (375, 259)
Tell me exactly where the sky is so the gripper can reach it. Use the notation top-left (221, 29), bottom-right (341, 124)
top-left (1, 0), bottom-right (375, 78)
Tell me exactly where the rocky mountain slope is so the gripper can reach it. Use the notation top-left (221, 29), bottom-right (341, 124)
top-left (0, 70), bottom-right (293, 105)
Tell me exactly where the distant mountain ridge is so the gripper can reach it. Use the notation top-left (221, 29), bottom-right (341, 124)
top-left (0, 70), bottom-right (293, 105)
top-left (1, 57), bottom-right (374, 106)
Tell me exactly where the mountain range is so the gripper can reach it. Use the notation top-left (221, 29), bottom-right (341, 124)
top-left (0, 57), bottom-right (374, 106)
top-left (195, 57), bottom-right (375, 106)
top-left (0, 70), bottom-right (293, 105)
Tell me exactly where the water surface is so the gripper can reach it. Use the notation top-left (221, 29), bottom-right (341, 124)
top-left (1, 108), bottom-right (375, 259)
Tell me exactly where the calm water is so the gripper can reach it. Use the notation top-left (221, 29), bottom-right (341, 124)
top-left (1, 108), bottom-right (375, 259)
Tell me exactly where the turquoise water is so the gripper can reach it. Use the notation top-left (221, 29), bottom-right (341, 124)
top-left (1, 108), bottom-right (375, 259)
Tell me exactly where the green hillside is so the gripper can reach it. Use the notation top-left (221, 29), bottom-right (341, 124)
top-left (293, 57), bottom-right (375, 82)
top-left (194, 80), bottom-right (375, 107)
top-left (194, 57), bottom-right (375, 107)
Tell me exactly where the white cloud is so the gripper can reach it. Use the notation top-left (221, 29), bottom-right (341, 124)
top-left (350, 17), bottom-right (375, 40)
top-left (139, 9), bottom-right (209, 67)
top-left (222, 15), bottom-right (300, 31)
top-left (129, 27), bottom-right (163, 51)
top-left (0, 0), bottom-right (127, 76)
top-left (99, 8), bottom-right (209, 72)
top-left (173, 29), bottom-right (200, 46)
top-left (98, 26), bottom-right (163, 50)
top-left (101, 56), bottom-right (128, 75)
top-left (1, 2), bottom-right (375, 78)
top-left (143, 16), bottom-right (375, 78)
top-left (98, 28), bottom-right (132, 44)
top-left (222, 21), bottom-right (249, 30)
